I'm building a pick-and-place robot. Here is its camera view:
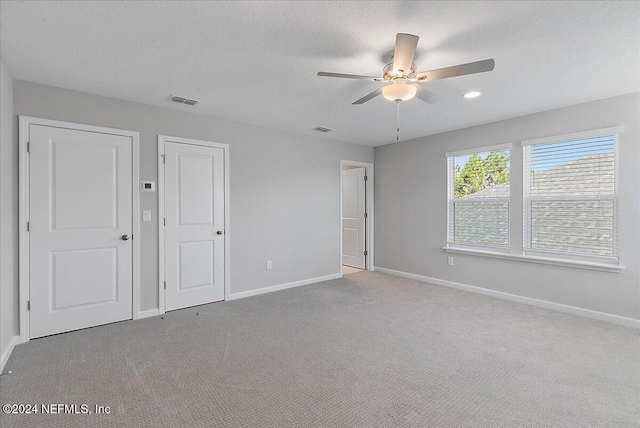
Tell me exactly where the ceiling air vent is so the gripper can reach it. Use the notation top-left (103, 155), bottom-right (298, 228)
top-left (313, 126), bottom-right (334, 133)
top-left (169, 95), bottom-right (200, 106)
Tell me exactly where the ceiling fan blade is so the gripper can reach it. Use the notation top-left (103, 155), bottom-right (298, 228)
top-left (318, 72), bottom-right (383, 81)
top-left (416, 59), bottom-right (495, 82)
top-left (392, 33), bottom-right (419, 74)
top-left (415, 86), bottom-right (439, 104)
top-left (352, 88), bottom-right (383, 105)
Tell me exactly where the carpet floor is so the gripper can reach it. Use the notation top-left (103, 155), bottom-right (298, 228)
top-left (1, 271), bottom-right (639, 427)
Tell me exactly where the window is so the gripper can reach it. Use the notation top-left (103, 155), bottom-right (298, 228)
top-left (522, 128), bottom-right (618, 262)
top-left (447, 145), bottom-right (511, 250)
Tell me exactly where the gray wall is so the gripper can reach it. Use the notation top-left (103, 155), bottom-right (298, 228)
top-left (1, 59), bottom-right (19, 352)
top-left (14, 81), bottom-right (373, 311)
top-left (375, 92), bottom-right (640, 320)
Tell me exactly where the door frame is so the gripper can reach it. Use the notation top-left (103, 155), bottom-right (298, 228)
top-left (340, 160), bottom-right (374, 273)
top-left (18, 116), bottom-right (141, 343)
top-left (157, 135), bottom-right (230, 315)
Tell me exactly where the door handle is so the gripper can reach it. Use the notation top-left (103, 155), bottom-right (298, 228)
top-left (121, 234), bottom-right (131, 241)
top-left (216, 230), bottom-right (224, 235)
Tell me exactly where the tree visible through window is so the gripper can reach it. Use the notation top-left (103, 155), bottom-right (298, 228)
top-left (454, 150), bottom-right (510, 198)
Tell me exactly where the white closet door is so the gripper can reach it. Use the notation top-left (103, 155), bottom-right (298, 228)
top-left (164, 142), bottom-right (225, 311)
top-left (29, 124), bottom-right (133, 338)
top-left (342, 167), bottom-right (366, 269)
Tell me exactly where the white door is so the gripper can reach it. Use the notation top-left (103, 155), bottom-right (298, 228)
top-left (29, 125), bottom-right (133, 338)
top-left (342, 167), bottom-right (366, 269)
top-left (164, 142), bottom-right (225, 311)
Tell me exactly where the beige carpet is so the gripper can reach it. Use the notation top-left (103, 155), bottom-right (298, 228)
top-left (342, 265), bottom-right (363, 275)
top-left (1, 271), bottom-right (639, 427)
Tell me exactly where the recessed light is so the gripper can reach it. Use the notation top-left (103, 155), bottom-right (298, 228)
top-left (463, 91), bottom-right (481, 99)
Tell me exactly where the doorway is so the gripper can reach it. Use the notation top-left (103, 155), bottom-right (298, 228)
top-left (158, 135), bottom-right (230, 313)
top-left (340, 160), bottom-right (374, 275)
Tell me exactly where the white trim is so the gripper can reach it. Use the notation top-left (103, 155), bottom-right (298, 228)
top-left (138, 309), bottom-right (160, 319)
top-left (445, 243), bottom-right (510, 254)
top-left (157, 140), bottom-right (165, 315)
top-left (19, 116), bottom-right (141, 342)
top-left (374, 267), bottom-right (639, 329)
top-left (445, 143), bottom-right (511, 158)
top-left (228, 273), bottom-right (341, 301)
top-left (18, 118), bottom-right (29, 343)
top-left (157, 135), bottom-right (230, 314)
top-left (520, 126), bottom-right (622, 147)
top-left (442, 246), bottom-right (624, 272)
top-left (340, 160), bottom-right (374, 272)
top-left (451, 197), bottom-right (510, 203)
top-left (132, 130), bottom-right (141, 320)
top-left (523, 248), bottom-right (618, 264)
top-left (1, 336), bottom-right (21, 373)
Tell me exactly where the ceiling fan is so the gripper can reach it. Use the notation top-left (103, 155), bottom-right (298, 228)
top-left (317, 33), bottom-right (495, 105)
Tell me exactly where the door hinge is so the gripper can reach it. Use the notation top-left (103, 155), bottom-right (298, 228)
top-left (27, 142), bottom-right (30, 153)
top-left (27, 221), bottom-right (30, 232)
top-left (164, 281), bottom-right (166, 290)
top-left (364, 250), bottom-right (368, 256)
top-left (161, 154), bottom-right (166, 164)
top-left (27, 300), bottom-right (30, 311)
top-left (364, 212), bottom-right (368, 219)
top-left (163, 218), bottom-right (166, 226)
top-left (364, 175), bottom-right (368, 181)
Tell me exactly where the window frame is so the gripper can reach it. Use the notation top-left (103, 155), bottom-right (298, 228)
top-left (446, 143), bottom-right (512, 252)
top-left (521, 127), bottom-right (621, 265)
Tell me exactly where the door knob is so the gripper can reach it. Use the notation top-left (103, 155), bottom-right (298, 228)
top-left (216, 230), bottom-right (224, 235)
top-left (121, 234), bottom-right (131, 241)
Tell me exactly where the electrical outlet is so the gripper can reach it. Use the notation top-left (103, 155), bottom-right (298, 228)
top-left (142, 210), bottom-right (152, 222)
top-left (266, 260), bottom-right (272, 270)
top-left (447, 257), bottom-right (454, 266)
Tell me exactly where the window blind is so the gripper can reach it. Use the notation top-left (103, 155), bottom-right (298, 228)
top-left (523, 134), bottom-right (617, 259)
top-left (447, 148), bottom-right (510, 249)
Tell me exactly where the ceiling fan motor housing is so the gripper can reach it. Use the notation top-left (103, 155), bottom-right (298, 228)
top-left (383, 62), bottom-right (417, 80)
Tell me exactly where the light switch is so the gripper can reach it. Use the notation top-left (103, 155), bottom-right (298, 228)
top-left (143, 210), bottom-right (152, 222)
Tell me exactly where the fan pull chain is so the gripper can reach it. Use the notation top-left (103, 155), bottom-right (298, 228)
top-left (396, 101), bottom-right (400, 142)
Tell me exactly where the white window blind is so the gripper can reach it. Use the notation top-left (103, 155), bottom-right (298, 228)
top-left (447, 147), bottom-right (510, 250)
top-left (523, 132), bottom-right (618, 260)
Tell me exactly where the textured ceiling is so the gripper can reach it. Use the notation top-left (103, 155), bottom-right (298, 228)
top-left (1, 1), bottom-right (638, 147)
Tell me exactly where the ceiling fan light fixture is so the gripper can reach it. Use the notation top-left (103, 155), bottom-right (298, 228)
top-left (463, 91), bottom-right (482, 99)
top-left (382, 81), bottom-right (417, 102)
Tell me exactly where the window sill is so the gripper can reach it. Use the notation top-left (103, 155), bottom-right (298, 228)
top-left (442, 246), bottom-right (624, 273)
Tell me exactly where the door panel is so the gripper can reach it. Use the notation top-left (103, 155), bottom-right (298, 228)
top-left (51, 248), bottom-right (117, 310)
top-left (29, 125), bottom-right (133, 338)
top-left (178, 154), bottom-right (215, 225)
top-left (178, 241), bottom-right (214, 290)
top-left (342, 167), bottom-right (366, 269)
top-left (52, 142), bottom-right (117, 229)
top-left (165, 142), bottom-right (225, 311)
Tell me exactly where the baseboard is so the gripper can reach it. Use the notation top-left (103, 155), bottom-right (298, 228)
top-left (228, 273), bottom-right (342, 301)
top-left (374, 266), bottom-right (640, 329)
top-left (138, 309), bottom-right (160, 319)
top-left (1, 335), bottom-right (21, 373)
